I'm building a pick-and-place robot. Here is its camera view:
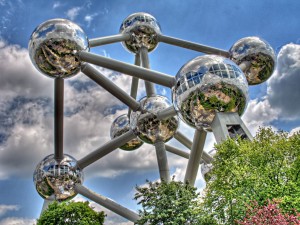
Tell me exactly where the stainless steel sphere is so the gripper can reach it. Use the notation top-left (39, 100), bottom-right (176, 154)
top-left (29, 18), bottom-right (89, 78)
top-left (201, 163), bottom-right (213, 182)
top-left (120, 12), bottom-right (161, 53)
top-left (130, 96), bottom-right (179, 144)
top-left (229, 37), bottom-right (276, 85)
top-left (173, 55), bottom-right (249, 131)
top-left (110, 114), bottom-right (144, 151)
top-left (33, 154), bottom-right (83, 201)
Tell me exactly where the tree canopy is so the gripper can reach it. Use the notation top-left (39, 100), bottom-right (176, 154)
top-left (37, 201), bottom-right (106, 225)
top-left (134, 179), bottom-right (214, 225)
top-left (202, 127), bottom-right (300, 224)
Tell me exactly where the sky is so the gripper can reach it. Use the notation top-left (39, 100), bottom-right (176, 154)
top-left (0, 0), bottom-right (300, 224)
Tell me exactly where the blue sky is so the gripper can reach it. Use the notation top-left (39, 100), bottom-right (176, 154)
top-left (0, 0), bottom-right (300, 224)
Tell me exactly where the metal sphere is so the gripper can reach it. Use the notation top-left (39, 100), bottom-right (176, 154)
top-left (173, 55), bottom-right (249, 131)
top-left (110, 114), bottom-right (144, 151)
top-left (29, 18), bottom-right (89, 79)
top-left (33, 154), bottom-right (83, 201)
top-left (229, 36), bottom-right (276, 85)
top-left (201, 163), bottom-right (213, 182)
top-left (130, 96), bottom-right (179, 144)
top-left (120, 12), bottom-right (161, 53)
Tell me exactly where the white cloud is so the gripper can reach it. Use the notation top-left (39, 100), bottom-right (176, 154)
top-left (0, 205), bottom-right (20, 217)
top-left (0, 40), bottom-right (53, 99)
top-left (52, 2), bottom-right (61, 9)
top-left (289, 126), bottom-right (300, 136)
top-left (66, 7), bottom-right (81, 20)
top-left (0, 217), bottom-right (36, 225)
top-left (84, 13), bottom-right (98, 27)
top-left (267, 43), bottom-right (300, 120)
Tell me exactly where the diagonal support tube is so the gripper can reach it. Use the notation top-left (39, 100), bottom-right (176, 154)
top-left (165, 144), bottom-right (190, 159)
top-left (158, 34), bottom-right (230, 57)
top-left (184, 129), bottom-right (207, 186)
top-left (154, 141), bottom-right (171, 183)
top-left (174, 131), bottom-right (193, 149)
top-left (79, 51), bottom-right (176, 88)
top-left (140, 46), bottom-right (156, 97)
top-left (81, 63), bottom-right (140, 111)
top-left (89, 33), bottom-right (131, 47)
top-left (75, 184), bottom-right (140, 223)
top-left (78, 130), bottom-right (136, 169)
top-left (156, 106), bottom-right (177, 120)
top-left (54, 78), bottom-right (64, 161)
top-left (174, 131), bottom-right (213, 164)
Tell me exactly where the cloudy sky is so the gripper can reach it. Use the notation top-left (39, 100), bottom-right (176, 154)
top-left (0, 0), bottom-right (300, 224)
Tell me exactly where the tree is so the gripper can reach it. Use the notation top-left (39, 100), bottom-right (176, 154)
top-left (37, 201), bottom-right (106, 225)
top-left (201, 127), bottom-right (300, 224)
top-left (134, 179), bottom-right (216, 225)
top-left (237, 200), bottom-right (300, 225)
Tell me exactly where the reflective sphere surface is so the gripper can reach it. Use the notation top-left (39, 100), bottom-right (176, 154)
top-left (229, 37), bottom-right (276, 85)
top-left (173, 55), bottom-right (249, 131)
top-left (201, 163), bottom-right (213, 182)
top-left (29, 19), bottom-right (89, 78)
top-left (120, 12), bottom-right (161, 53)
top-left (33, 154), bottom-right (83, 201)
top-left (110, 114), bottom-right (144, 151)
top-left (130, 96), bottom-right (179, 144)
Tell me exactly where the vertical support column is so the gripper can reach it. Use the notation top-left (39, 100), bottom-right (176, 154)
top-left (140, 46), bottom-right (156, 97)
top-left (54, 78), bottom-right (64, 161)
top-left (184, 129), bottom-right (207, 186)
top-left (128, 53), bottom-right (141, 117)
top-left (154, 141), bottom-right (171, 183)
top-left (211, 112), bottom-right (253, 144)
top-left (40, 195), bottom-right (55, 215)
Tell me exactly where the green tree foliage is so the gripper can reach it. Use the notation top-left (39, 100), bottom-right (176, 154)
top-left (134, 179), bottom-right (216, 225)
top-left (202, 127), bottom-right (300, 224)
top-left (37, 201), bottom-right (106, 225)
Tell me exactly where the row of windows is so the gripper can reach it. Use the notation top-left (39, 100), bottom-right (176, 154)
top-left (175, 64), bottom-right (242, 96)
top-left (121, 16), bottom-right (158, 30)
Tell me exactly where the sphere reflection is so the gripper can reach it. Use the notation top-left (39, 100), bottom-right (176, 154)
top-left (33, 154), bottom-right (83, 201)
top-left (201, 163), bottom-right (213, 182)
top-left (229, 37), bottom-right (276, 85)
top-left (29, 19), bottom-right (89, 78)
top-left (110, 114), bottom-right (144, 151)
top-left (130, 96), bottom-right (179, 144)
top-left (120, 12), bottom-right (161, 53)
top-left (173, 55), bottom-right (248, 131)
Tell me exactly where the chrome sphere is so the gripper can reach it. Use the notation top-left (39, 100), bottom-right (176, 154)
top-left (120, 12), bottom-right (161, 53)
top-left (29, 18), bottom-right (89, 78)
top-left (130, 96), bottom-right (179, 144)
top-left (229, 37), bottom-right (276, 85)
top-left (33, 154), bottom-right (83, 201)
top-left (110, 114), bottom-right (144, 151)
top-left (173, 55), bottom-right (249, 131)
top-left (201, 163), bottom-right (213, 182)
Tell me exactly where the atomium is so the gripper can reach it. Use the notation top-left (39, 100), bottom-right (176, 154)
top-left (110, 114), bottom-right (144, 150)
top-left (120, 12), bottom-right (161, 53)
top-left (173, 55), bottom-right (249, 131)
top-left (33, 154), bottom-right (83, 201)
top-left (29, 18), bottom-right (89, 79)
top-left (229, 36), bottom-right (276, 85)
top-left (130, 95), bottom-right (179, 144)
top-left (28, 12), bottom-right (278, 223)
